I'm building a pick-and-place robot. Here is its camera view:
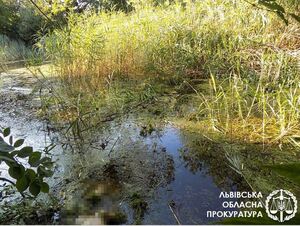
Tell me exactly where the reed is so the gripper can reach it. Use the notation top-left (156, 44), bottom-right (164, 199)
top-left (39, 0), bottom-right (300, 145)
top-left (41, 0), bottom-right (299, 86)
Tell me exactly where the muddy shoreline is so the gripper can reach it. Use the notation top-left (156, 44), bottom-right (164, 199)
top-left (1, 67), bottom-right (299, 225)
top-left (1, 67), bottom-right (235, 224)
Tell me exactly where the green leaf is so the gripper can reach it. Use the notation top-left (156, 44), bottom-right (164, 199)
top-left (0, 137), bottom-right (14, 152)
top-left (258, 0), bottom-right (285, 13)
top-left (14, 139), bottom-right (24, 148)
top-left (18, 146), bottom-right (33, 158)
top-left (276, 11), bottom-right (288, 25)
top-left (40, 182), bottom-right (49, 193)
top-left (42, 160), bottom-right (54, 168)
top-left (10, 150), bottom-right (19, 156)
top-left (16, 176), bottom-right (29, 192)
top-left (25, 169), bottom-right (36, 182)
top-left (8, 165), bottom-right (25, 180)
top-left (36, 157), bottom-right (52, 166)
top-left (3, 128), bottom-right (10, 137)
top-left (29, 181), bottom-right (41, 196)
top-left (29, 152), bottom-right (42, 167)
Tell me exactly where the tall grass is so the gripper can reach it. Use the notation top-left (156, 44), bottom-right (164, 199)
top-left (198, 72), bottom-right (300, 146)
top-left (41, 0), bottom-right (298, 84)
top-left (0, 35), bottom-right (33, 62)
top-left (40, 0), bottom-right (300, 145)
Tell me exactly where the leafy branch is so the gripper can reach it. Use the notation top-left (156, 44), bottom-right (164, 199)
top-left (0, 127), bottom-right (54, 197)
top-left (243, 0), bottom-right (300, 25)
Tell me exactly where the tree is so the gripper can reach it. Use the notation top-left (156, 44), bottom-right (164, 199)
top-left (0, 0), bottom-right (19, 39)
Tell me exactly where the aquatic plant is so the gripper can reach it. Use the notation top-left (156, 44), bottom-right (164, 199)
top-left (198, 72), bottom-right (300, 146)
top-left (39, 0), bottom-right (300, 147)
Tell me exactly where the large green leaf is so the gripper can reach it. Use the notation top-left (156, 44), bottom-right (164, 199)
top-left (14, 139), bottom-right (25, 148)
top-left (8, 165), bottom-right (25, 180)
top-left (16, 176), bottom-right (29, 192)
top-left (29, 152), bottom-right (42, 167)
top-left (29, 181), bottom-right (41, 196)
top-left (3, 128), bottom-right (11, 137)
top-left (25, 169), bottom-right (36, 182)
top-left (40, 182), bottom-right (50, 193)
top-left (18, 146), bottom-right (33, 158)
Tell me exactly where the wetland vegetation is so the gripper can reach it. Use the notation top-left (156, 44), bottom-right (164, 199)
top-left (0, 0), bottom-right (300, 224)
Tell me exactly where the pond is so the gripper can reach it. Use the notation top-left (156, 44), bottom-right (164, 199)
top-left (62, 122), bottom-right (248, 225)
top-left (0, 67), bottom-right (269, 225)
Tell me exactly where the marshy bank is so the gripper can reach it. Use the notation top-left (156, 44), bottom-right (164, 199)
top-left (1, 0), bottom-right (300, 224)
top-left (1, 65), bottom-right (299, 224)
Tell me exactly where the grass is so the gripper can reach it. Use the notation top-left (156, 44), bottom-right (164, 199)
top-left (39, 0), bottom-right (300, 146)
top-left (265, 163), bottom-right (300, 186)
top-left (196, 73), bottom-right (300, 145)
top-left (0, 34), bottom-right (33, 62)
top-left (41, 0), bottom-right (299, 81)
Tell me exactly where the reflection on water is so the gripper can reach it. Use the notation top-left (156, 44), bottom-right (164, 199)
top-left (64, 123), bottom-right (248, 225)
top-left (142, 126), bottom-right (245, 224)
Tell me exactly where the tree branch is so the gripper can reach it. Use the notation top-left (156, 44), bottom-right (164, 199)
top-left (0, 177), bottom-right (15, 185)
top-left (0, 177), bottom-right (25, 198)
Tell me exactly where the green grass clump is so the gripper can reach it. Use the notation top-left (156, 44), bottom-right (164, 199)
top-left (197, 72), bottom-right (300, 145)
top-left (0, 34), bottom-right (33, 62)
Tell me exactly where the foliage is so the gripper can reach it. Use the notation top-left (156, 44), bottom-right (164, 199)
top-left (255, 0), bottom-right (300, 24)
top-left (0, 0), bottom-right (46, 43)
top-left (42, 0), bottom-right (299, 82)
top-left (0, 127), bottom-right (53, 196)
top-left (16, 4), bottom-right (45, 43)
top-left (265, 163), bottom-right (300, 186)
top-left (33, 0), bottom-right (133, 21)
top-left (0, 0), bottom-right (19, 37)
top-left (39, 0), bottom-right (300, 146)
top-left (0, 35), bottom-right (34, 62)
top-left (198, 73), bottom-right (300, 145)
top-left (0, 198), bottom-right (60, 224)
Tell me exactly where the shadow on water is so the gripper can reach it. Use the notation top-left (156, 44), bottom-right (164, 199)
top-left (63, 122), bottom-right (249, 225)
top-left (142, 126), bottom-right (248, 224)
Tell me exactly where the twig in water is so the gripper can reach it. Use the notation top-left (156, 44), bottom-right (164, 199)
top-left (108, 136), bottom-right (120, 157)
top-left (168, 201), bottom-right (181, 225)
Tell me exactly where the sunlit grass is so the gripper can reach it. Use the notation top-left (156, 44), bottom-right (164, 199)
top-left (40, 0), bottom-right (300, 146)
top-left (197, 73), bottom-right (300, 146)
top-left (41, 0), bottom-right (299, 83)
